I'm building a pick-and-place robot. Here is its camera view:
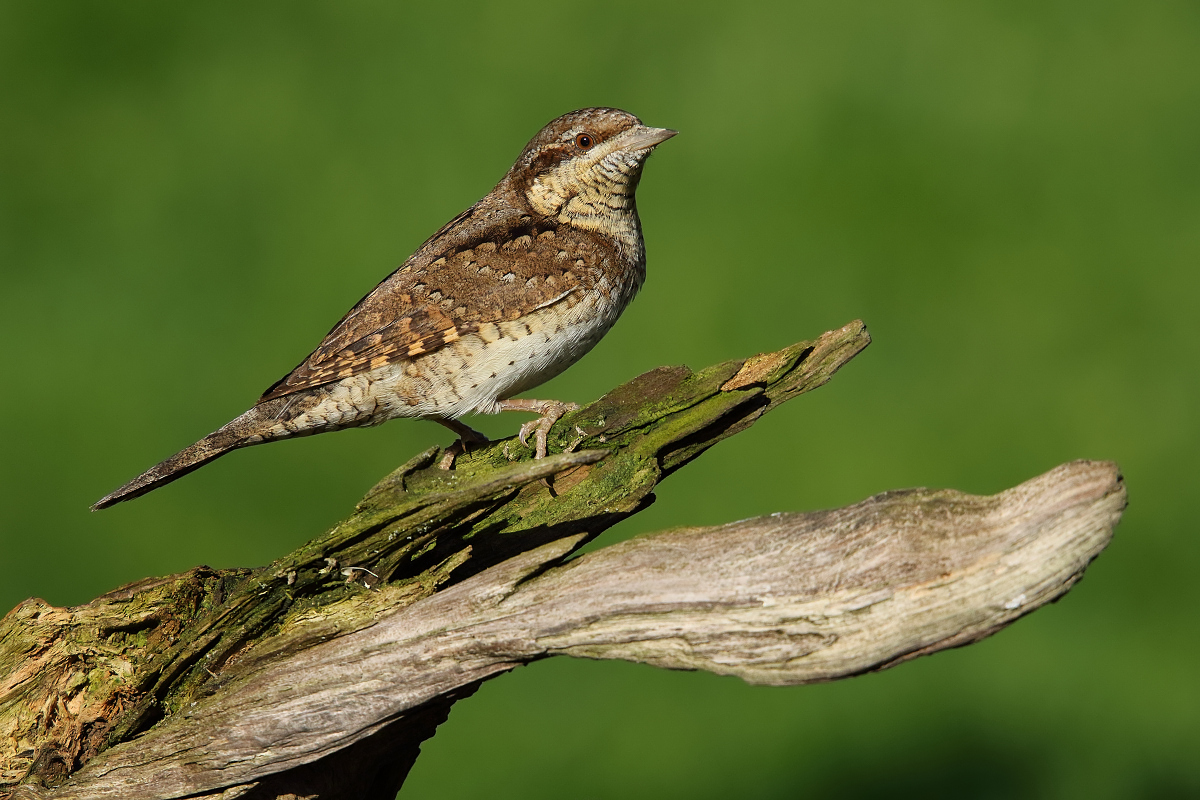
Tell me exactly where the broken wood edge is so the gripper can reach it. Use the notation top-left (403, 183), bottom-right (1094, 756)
top-left (34, 459), bottom-right (1123, 800)
top-left (0, 321), bottom-right (874, 794)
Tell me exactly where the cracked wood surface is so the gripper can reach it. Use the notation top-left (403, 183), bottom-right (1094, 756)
top-left (0, 321), bottom-right (1125, 798)
top-left (26, 460), bottom-right (1123, 800)
top-left (2, 321), bottom-right (868, 794)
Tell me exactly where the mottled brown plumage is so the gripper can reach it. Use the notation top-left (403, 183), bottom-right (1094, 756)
top-left (261, 210), bottom-right (605, 400)
top-left (93, 108), bottom-right (675, 510)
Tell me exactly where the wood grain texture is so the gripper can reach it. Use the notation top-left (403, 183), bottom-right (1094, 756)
top-left (24, 460), bottom-right (1122, 800)
top-left (6, 321), bottom-right (872, 794)
top-left (3, 322), bottom-right (1123, 799)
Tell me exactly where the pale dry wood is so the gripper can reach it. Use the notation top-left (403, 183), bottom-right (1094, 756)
top-left (3, 320), bottom-right (874, 796)
top-left (30, 459), bottom-right (1123, 800)
top-left (3, 322), bottom-right (873, 796)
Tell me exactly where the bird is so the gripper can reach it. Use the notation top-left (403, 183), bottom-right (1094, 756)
top-left (92, 107), bottom-right (676, 510)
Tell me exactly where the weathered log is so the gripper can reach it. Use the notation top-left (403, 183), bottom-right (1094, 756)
top-left (0, 321), bottom-right (1125, 799)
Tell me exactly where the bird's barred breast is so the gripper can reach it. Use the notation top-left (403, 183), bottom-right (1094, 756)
top-left (91, 109), bottom-right (670, 509)
top-left (377, 273), bottom-right (633, 419)
top-left (259, 272), bottom-right (636, 437)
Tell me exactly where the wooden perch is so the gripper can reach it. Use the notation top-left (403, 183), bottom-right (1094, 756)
top-left (0, 321), bottom-right (1125, 799)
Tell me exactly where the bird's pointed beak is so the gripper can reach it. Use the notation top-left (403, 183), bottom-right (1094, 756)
top-left (620, 125), bottom-right (679, 152)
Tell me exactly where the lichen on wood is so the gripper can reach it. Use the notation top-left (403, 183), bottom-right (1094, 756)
top-left (0, 321), bottom-right (1125, 800)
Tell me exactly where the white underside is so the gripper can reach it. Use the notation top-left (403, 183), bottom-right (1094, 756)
top-left (374, 287), bottom-right (621, 419)
top-left (262, 279), bottom-right (634, 438)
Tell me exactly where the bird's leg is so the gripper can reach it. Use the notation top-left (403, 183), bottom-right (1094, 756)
top-left (496, 399), bottom-right (581, 459)
top-left (434, 418), bottom-right (490, 470)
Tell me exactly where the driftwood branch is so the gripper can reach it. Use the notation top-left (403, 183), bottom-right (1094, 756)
top-left (0, 321), bottom-right (1125, 799)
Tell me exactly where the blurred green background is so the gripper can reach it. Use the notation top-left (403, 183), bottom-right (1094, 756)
top-left (2, 1), bottom-right (1198, 797)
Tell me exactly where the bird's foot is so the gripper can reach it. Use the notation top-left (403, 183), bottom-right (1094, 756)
top-left (433, 418), bottom-right (489, 470)
top-left (499, 399), bottom-right (580, 459)
top-left (438, 441), bottom-right (464, 470)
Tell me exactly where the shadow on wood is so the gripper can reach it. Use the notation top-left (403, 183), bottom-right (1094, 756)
top-left (0, 321), bottom-right (1125, 799)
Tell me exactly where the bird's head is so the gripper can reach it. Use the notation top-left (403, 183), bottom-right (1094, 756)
top-left (507, 108), bottom-right (676, 233)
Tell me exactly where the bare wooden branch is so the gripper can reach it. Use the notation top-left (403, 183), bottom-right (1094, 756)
top-left (0, 322), bottom-right (1125, 799)
top-left (18, 460), bottom-right (1122, 800)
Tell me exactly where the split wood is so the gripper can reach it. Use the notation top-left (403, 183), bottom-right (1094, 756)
top-left (0, 321), bottom-right (1125, 799)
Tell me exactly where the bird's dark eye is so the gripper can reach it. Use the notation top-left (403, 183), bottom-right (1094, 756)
top-left (575, 133), bottom-right (595, 150)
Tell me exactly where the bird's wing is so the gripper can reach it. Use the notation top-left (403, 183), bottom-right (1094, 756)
top-left (258, 212), bottom-right (602, 403)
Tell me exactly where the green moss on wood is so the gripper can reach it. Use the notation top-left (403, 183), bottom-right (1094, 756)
top-left (0, 321), bottom-right (870, 791)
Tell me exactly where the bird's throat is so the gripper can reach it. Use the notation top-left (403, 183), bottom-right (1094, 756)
top-left (526, 165), bottom-right (644, 262)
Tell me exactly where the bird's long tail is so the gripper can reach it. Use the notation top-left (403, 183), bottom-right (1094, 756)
top-left (91, 405), bottom-right (278, 511)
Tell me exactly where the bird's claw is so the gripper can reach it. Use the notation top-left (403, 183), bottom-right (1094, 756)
top-left (518, 419), bottom-right (538, 448)
top-left (519, 401), bottom-right (580, 459)
top-left (436, 424), bottom-right (490, 470)
top-left (439, 440), bottom-right (464, 470)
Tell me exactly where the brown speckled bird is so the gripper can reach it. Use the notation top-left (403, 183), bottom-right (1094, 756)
top-left (93, 108), bottom-right (676, 510)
